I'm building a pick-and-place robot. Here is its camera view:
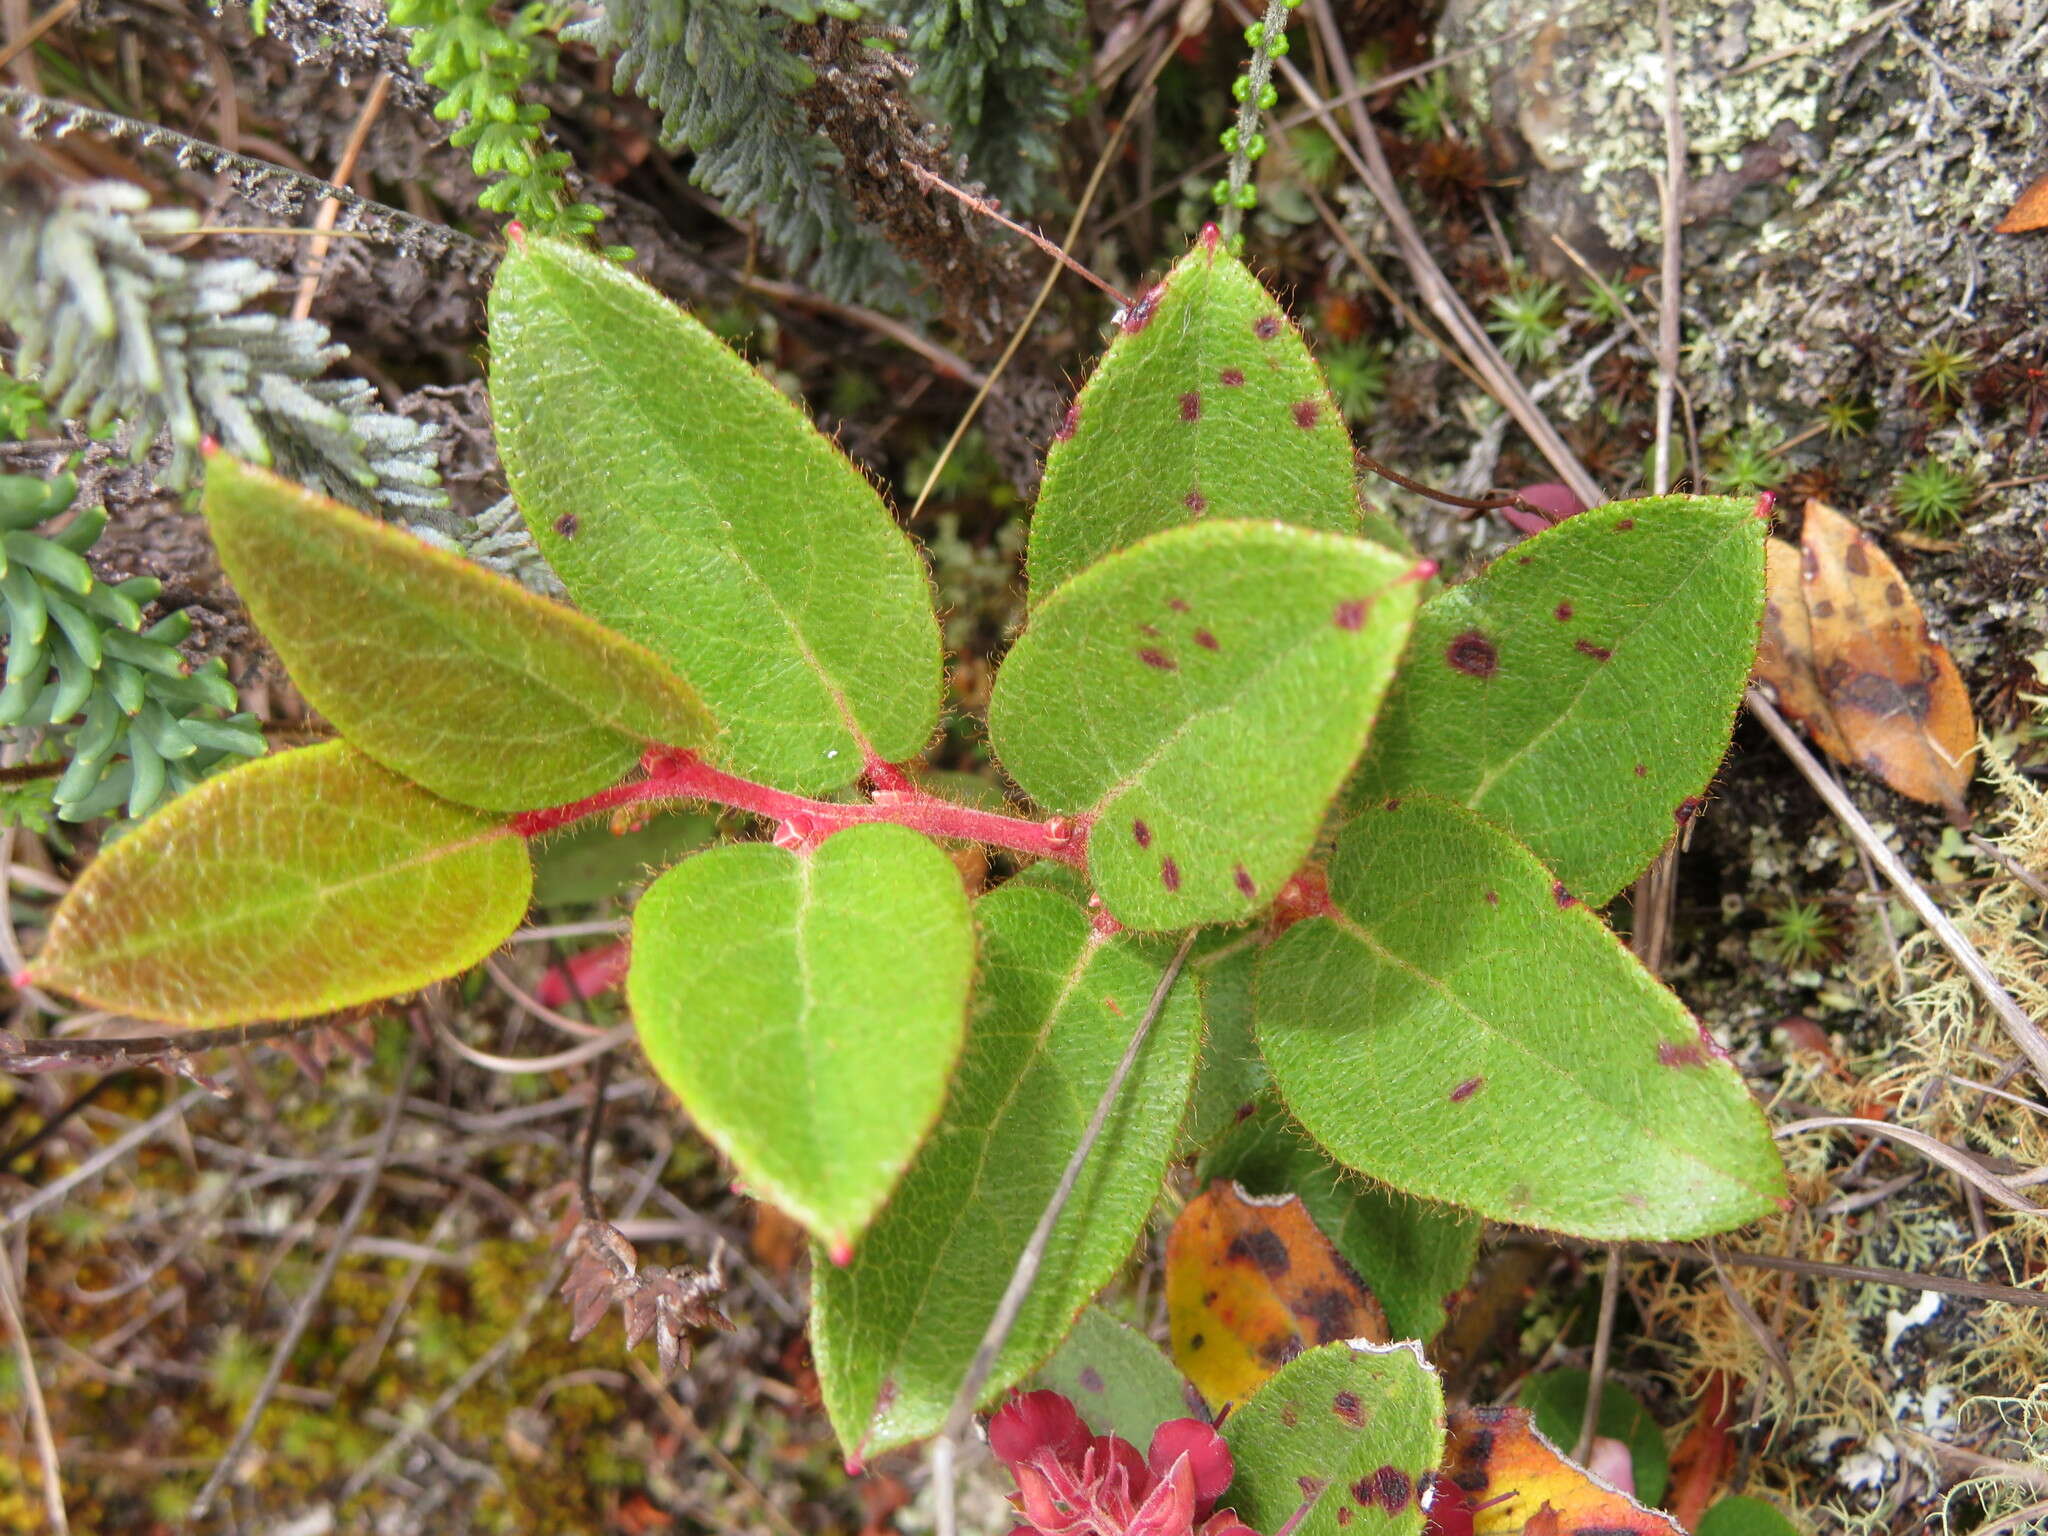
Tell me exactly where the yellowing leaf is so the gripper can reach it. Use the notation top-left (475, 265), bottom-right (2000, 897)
top-left (1166, 1180), bottom-right (1388, 1411)
top-left (1754, 537), bottom-right (1851, 762)
top-left (1443, 1406), bottom-right (1683, 1536)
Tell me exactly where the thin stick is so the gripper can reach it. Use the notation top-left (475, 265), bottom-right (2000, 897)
top-left (1219, 0), bottom-right (1292, 243)
top-left (932, 929), bottom-right (1198, 1536)
top-left (1968, 1495), bottom-right (2048, 1536)
top-left (903, 163), bottom-right (1131, 308)
top-left (290, 72), bottom-right (392, 322)
top-left (741, 273), bottom-right (990, 388)
top-left (908, 33), bottom-right (1182, 522)
top-left (627, 1357), bottom-right (807, 1536)
top-left (1573, 1243), bottom-right (1622, 1463)
top-left (0, 0), bottom-right (80, 74)
top-left (0, 1249), bottom-right (67, 1533)
top-left (0, 1084), bottom-right (212, 1236)
top-left (578, 1051), bottom-right (613, 1220)
top-left (1970, 833), bottom-right (2048, 904)
top-left (1774, 1114), bottom-right (2041, 1213)
top-left (1747, 689), bottom-right (2048, 1089)
top-left (189, 1039), bottom-right (419, 1522)
top-left (1625, 1241), bottom-right (2048, 1309)
top-left (2, 1012), bottom-right (342, 1069)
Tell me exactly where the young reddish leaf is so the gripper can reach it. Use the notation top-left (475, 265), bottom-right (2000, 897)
top-left (203, 456), bottom-right (713, 812)
top-left (1795, 500), bottom-right (1976, 823)
top-left (1165, 1181), bottom-right (1389, 1412)
top-left (489, 236), bottom-right (941, 794)
top-left (811, 885), bottom-right (1202, 1460)
top-left (1754, 537), bottom-right (1853, 762)
top-left (1033, 1307), bottom-right (1195, 1453)
top-left (1349, 496), bottom-right (1766, 905)
top-left (1257, 797), bottom-right (1786, 1239)
top-left (1199, 1098), bottom-right (1481, 1346)
top-left (990, 521), bottom-right (1421, 930)
top-left (1442, 1406), bottom-right (1683, 1536)
top-left (627, 824), bottom-right (974, 1252)
top-left (29, 742), bottom-right (530, 1026)
top-left (1220, 1339), bottom-right (1445, 1536)
top-left (1028, 228), bottom-right (1361, 601)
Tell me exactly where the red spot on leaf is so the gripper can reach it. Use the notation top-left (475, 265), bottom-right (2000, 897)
top-left (1054, 399), bottom-right (1081, 442)
top-left (1675, 796), bottom-right (1705, 826)
top-left (1132, 819), bottom-right (1152, 848)
top-left (1234, 864), bottom-right (1256, 898)
top-left (1574, 638), bottom-right (1613, 661)
top-left (1180, 392), bottom-right (1202, 422)
top-left (1122, 284), bottom-right (1165, 333)
top-left (1446, 630), bottom-right (1498, 677)
top-left (1634, 763), bottom-right (1648, 777)
top-left (1161, 858), bottom-right (1182, 891)
top-left (1659, 1042), bottom-right (1708, 1067)
top-left (1552, 881), bottom-right (1579, 909)
top-left (1220, 367), bottom-right (1246, 386)
top-left (1138, 648), bottom-right (1177, 671)
top-left (1449, 1076), bottom-right (1484, 1102)
top-left (1483, 890), bottom-right (1499, 906)
top-left (1333, 1391), bottom-right (1363, 1425)
top-left (1186, 490), bottom-right (1208, 512)
top-left (1255, 315), bottom-right (1282, 339)
top-left (1195, 629), bottom-right (1220, 650)
top-left (1168, 598), bottom-right (1191, 613)
top-left (1614, 518), bottom-right (1636, 531)
top-left (555, 513), bottom-right (580, 538)
top-left (1333, 599), bottom-right (1369, 630)
top-left (1292, 399), bottom-right (1321, 429)
top-left (1337, 1510), bottom-right (1352, 1527)
top-left (1371, 1467), bottom-right (1413, 1511)
top-left (1554, 601), bottom-right (1574, 621)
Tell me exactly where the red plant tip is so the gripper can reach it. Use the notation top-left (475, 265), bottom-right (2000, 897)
top-left (1752, 489), bottom-right (1778, 522)
top-left (9, 968), bottom-right (33, 989)
top-left (828, 1237), bottom-right (854, 1267)
top-left (1043, 816), bottom-right (1075, 847)
top-left (506, 220), bottom-right (527, 246)
top-left (1514, 482), bottom-right (1584, 523)
top-left (1199, 222), bottom-right (1223, 249)
top-left (1402, 559), bottom-right (1439, 584)
top-left (1088, 905), bottom-right (1125, 940)
top-left (843, 1453), bottom-right (865, 1477)
top-left (199, 435), bottom-right (221, 457)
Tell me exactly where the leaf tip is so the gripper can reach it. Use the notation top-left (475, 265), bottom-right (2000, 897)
top-left (828, 1236), bottom-right (854, 1268)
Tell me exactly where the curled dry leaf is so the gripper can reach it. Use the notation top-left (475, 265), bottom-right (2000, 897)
top-left (1442, 1405), bottom-right (1683, 1536)
top-left (1752, 501), bottom-right (1976, 823)
top-left (1995, 169), bottom-right (2048, 234)
top-left (559, 1217), bottom-right (732, 1378)
top-left (1165, 1181), bottom-right (1388, 1411)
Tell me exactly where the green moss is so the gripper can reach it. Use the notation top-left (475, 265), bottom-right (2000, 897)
top-left (1485, 276), bottom-right (1565, 366)
top-left (1894, 458), bottom-right (1979, 533)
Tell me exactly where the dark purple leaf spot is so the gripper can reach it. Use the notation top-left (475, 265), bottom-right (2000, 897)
top-left (1189, 1331), bottom-right (1206, 1351)
top-left (1885, 581), bottom-right (1905, 608)
top-left (1053, 399), bottom-right (1081, 442)
top-left (1517, 555), bottom-right (1533, 565)
top-left (1220, 367), bottom-right (1246, 386)
top-left (1138, 647), bottom-right (1177, 671)
top-left (1234, 864), bottom-right (1256, 898)
top-left (1185, 490), bottom-right (1208, 512)
top-left (1613, 518), bottom-right (1635, 530)
top-left (554, 513), bottom-right (580, 538)
top-left (1254, 315), bottom-right (1282, 339)
top-left (1279, 1406), bottom-right (1299, 1428)
top-left (1845, 541), bottom-right (1871, 576)
top-left (1336, 1510), bottom-right (1352, 1527)
top-left (1332, 599), bottom-right (1369, 630)
top-left (1161, 857), bottom-right (1182, 891)
top-left (1180, 391), bottom-right (1202, 422)
top-left (1675, 795), bottom-right (1705, 826)
top-left (1811, 598), bottom-right (1836, 619)
top-left (1384, 798), bottom-right (1401, 812)
top-left (1132, 818), bottom-right (1152, 848)
top-left (1226, 1228), bottom-right (1290, 1276)
top-left (1168, 597), bottom-right (1191, 613)
top-left (1078, 1366), bottom-right (1105, 1393)
top-left (1292, 399), bottom-right (1321, 430)
top-left (1446, 630), bottom-right (1499, 677)
top-left (1140, 623), bottom-right (1163, 638)
top-left (1121, 284), bottom-right (1164, 333)
top-left (1372, 1467), bottom-right (1413, 1511)
top-left (1574, 638), bottom-right (1614, 661)
top-left (1296, 1473), bottom-right (1324, 1498)
top-left (1194, 629), bottom-right (1220, 650)
top-left (1449, 1076), bottom-right (1484, 1102)
top-left (1554, 601), bottom-right (1574, 621)
top-left (1301, 1287), bottom-right (1359, 1344)
top-left (1659, 1042), bottom-right (1708, 1068)
top-left (1634, 763), bottom-right (1648, 777)
top-left (1552, 881), bottom-right (1579, 909)
top-left (1350, 1479), bottom-right (1373, 1507)
top-left (1483, 889), bottom-right (1499, 906)
top-left (1332, 1390), bottom-right (1363, 1425)
top-left (1234, 1101), bottom-right (1257, 1123)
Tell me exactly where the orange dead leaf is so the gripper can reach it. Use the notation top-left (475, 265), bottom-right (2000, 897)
top-left (1799, 500), bottom-right (1976, 823)
top-left (1996, 169), bottom-right (2048, 234)
top-left (1443, 1405), bottom-right (1683, 1536)
top-left (1165, 1180), bottom-right (1388, 1411)
top-left (1664, 1371), bottom-right (1737, 1531)
top-left (1755, 537), bottom-right (1853, 762)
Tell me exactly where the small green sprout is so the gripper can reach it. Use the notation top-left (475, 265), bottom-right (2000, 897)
top-left (1395, 73), bottom-right (1456, 140)
top-left (1819, 395), bottom-right (1875, 440)
top-left (1288, 126), bottom-right (1341, 188)
top-left (1709, 427), bottom-right (1788, 495)
top-left (1486, 278), bottom-right (1565, 367)
top-left (1893, 457), bottom-right (1979, 533)
top-left (1323, 340), bottom-right (1391, 422)
top-left (1579, 271), bottom-right (1633, 327)
top-left (1757, 896), bottom-right (1837, 968)
top-left (1907, 339), bottom-right (1976, 409)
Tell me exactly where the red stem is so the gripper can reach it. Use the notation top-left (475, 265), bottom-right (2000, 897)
top-left (508, 748), bottom-right (1090, 869)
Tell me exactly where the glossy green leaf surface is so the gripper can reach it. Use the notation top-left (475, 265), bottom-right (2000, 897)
top-left (1348, 496), bottom-right (1766, 904)
top-left (1029, 230), bottom-right (1358, 599)
top-left (811, 885), bottom-right (1201, 1459)
top-left (1517, 1370), bottom-right (1669, 1507)
top-left (489, 236), bottom-right (941, 794)
top-left (32, 742), bottom-right (530, 1026)
top-left (628, 824), bottom-right (973, 1250)
top-left (203, 455), bottom-right (712, 812)
top-left (1221, 1340), bottom-right (1445, 1536)
top-left (1200, 1099), bottom-right (1480, 1344)
top-left (1257, 798), bottom-right (1786, 1239)
top-left (990, 521), bottom-right (1420, 929)
top-left (1031, 1306), bottom-right (1191, 1449)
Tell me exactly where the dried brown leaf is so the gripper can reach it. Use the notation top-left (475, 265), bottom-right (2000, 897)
top-left (1996, 169), bottom-right (2048, 234)
top-left (1755, 536), bottom-right (1852, 762)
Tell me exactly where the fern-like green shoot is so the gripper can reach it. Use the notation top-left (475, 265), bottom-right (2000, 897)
top-left (1907, 339), bottom-right (1976, 410)
top-left (1709, 427), bottom-right (1788, 495)
top-left (1486, 277), bottom-right (1565, 368)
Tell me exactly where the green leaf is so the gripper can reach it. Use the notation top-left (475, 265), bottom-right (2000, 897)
top-left (1220, 1340), bottom-right (1445, 1536)
top-left (1031, 1305), bottom-right (1192, 1449)
top-left (990, 521), bottom-right (1421, 929)
top-left (530, 809), bottom-right (715, 907)
top-left (1257, 797), bottom-right (1786, 1238)
top-left (1029, 230), bottom-right (1359, 599)
top-left (1348, 496), bottom-right (1767, 904)
top-left (1180, 942), bottom-right (1270, 1154)
top-left (1696, 1496), bottom-right (1802, 1536)
top-left (488, 236), bottom-right (941, 794)
top-left (31, 742), bottom-right (530, 1026)
top-left (627, 823), bottom-right (973, 1250)
top-left (1200, 1099), bottom-right (1480, 1344)
top-left (203, 455), bottom-right (713, 812)
top-left (811, 884), bottom-right (1202, 1460)
top-left (1517, 1369), bottom-right (1669, 1507)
